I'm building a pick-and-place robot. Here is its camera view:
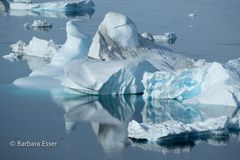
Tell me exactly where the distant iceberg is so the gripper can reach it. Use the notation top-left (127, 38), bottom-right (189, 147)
top-left (8, 0), bottom-right (95, 12)
top-left (153, 32), bottom-right (177, 44)
top-left (24, 19), bottom-right (53, 32)
top-left (3, 37), bottom-right (60, 61)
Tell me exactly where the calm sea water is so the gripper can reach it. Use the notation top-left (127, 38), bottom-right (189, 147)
top-left (0, 0), bottom-right (240, 160)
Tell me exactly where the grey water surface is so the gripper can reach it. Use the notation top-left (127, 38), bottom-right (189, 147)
top-left (0, 0), bottom-right (240, 160)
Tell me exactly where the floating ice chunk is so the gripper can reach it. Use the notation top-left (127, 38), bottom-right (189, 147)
top-left (188, 10), bottom-right (198, 18)
top-left (188, 13), bottom-right (197, 18)
top-left (24, 19), bottom-right (53, 32)
top-left (3, 37), bottom-right (60, 60)
top-left (9, 0), bottom-right (95, 11)
top-left (143, 62), bottom-right (239, 106)
top-left (153, 32), bottom-right (177, 44)
top-left (128, 116), bottom-right (229, 142)
top-left (32, 19), bottom-right (52, 28)
top-left (129, 99), bottom-right (240, 142)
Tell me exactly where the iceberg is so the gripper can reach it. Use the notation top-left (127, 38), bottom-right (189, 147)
top-left (12, 19), bottom-right (91, 89)
top-left (188, 13), bottom-right (197, 18)
top-left (3, 37), bottom-right (60, 60)
top-left (129, 108), bottom-right (240, 143)
top-left (4, 0), bottom-right (95, 19)
top-left (6, 11), bottom-right (240, 106)
top-left (24, 19), bottom-right (53, 32)
top-left (128, 116), bottom-right (229, 142)
top-left (61, 12), bottom-right (197, 94)
top-left (128, 97), bottom-right (240, 143)
top-left (3, 37), bottom-right (60, 61)
top-left (153, 32), bottom-right (177, 45)
top-left (8, 0), bottom-right (95, 12)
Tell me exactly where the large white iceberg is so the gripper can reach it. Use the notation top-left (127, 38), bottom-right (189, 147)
top-left (61, 12), bottom-right (198, 95)
top-left (9, 0), bottom-right (95, 12)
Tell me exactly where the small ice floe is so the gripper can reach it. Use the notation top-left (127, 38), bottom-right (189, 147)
top-left (24, 19), bottom-right (53, 32)
top-left (188, 10), bottom-right (198, 18)
top-left (3, 37), bottom-right (60, 61)
top-left (152, 32), bottom-right (177, 45)
top-left (188, 13), bottom-right (197, 18)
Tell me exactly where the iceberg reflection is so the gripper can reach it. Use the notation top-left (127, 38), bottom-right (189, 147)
top-left (50, 90), bottom-right (239, 154)
top-left (51, 91), bottom-right (134, 153)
